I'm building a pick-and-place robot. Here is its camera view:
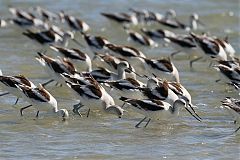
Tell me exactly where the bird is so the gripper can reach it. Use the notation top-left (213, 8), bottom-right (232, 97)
top-left (120, 96), bottom-right (201, 128)
top-left (82, 33), bottom-right (110, 54)
top-left (16, 84), bottom-right (69, 119)
top-left (92, 53), bottom-right (137, 79)
top-left (141, 57), bottom-right (180, 83)
top-left (9, 7), bottom-right (48, 29)
top-left (139, 80), bottom-right (179, 105)
top-left (167, 35), bottom-right (198, 58)
top-left (23, 29), bottom-right (75, 47)
top-left (214, 37), bottom-right (236, 59)
top-left (221, 97), bottom-right (240, 133)
top-left (87, 61), bottom-right (132, 82)
top-left (213, 63), bottom-right (240, 90)
top-left (123, 26), bottom-right (157, 47)
top-left (129, 8), bottom-right (163, 24)
top-left (100, 77), bottom-right (145, 101)
top-left (140, 27), bottom-right (176, 43)
top-left (101, 12), bottom-right (138, 25)
top-left (50, 45), bottom-right (92, 72)
top-left (104, 43), bottom-right (146, 68)
top-left (33, 6), bottom-right (59, 22)
top-left (65, 78), bottom-right (124, 118)
top-left (35, 52), bottom-right (79, 87)
top-left (61, 12), bottom-right (90, 33)
top-left (189, 32), bottom-right (228, 67)
top-left (0, 70), bottom-right (36, 105)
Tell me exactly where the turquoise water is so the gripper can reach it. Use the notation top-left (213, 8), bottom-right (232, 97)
top-left (0, 0), bottom-right (239, 159)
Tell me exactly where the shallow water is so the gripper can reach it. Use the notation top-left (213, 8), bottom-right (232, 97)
top-left (0, 0), bottom-right (239, 159)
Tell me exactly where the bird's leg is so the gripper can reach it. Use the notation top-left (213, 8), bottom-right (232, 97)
top-left (14, 98), bottom-right (19, 105)
top-left (135, 117), bottom-right (147, 128)
top-left (170, 50), bottom-right (182, 58)
top-left (144, 118), bottom-right (151, 128)
top-left (190, 56), bottom-right (203, 68)
top-left (35, 111), bottom-right (40, 118)
top-left (20, 104), bottom-right (32, 116)
top-left (0, 92), bottom-right (9, 97)
top-left (86, 109), bottom-right (90, 118)
top-left (234, 126), bottom-right (240, 133)
top-left (41, 79), bottom-right (54, 87)
top-left (73, 102), bottom-right (83, 117)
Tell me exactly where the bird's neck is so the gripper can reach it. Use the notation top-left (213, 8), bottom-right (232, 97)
top-left (117, 67), bottom-right (126, 79)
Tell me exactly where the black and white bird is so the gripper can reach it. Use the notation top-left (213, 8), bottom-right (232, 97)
top-left (92, 53), bottom-right (137, 79)
top-left (87, 61), bottom-right (132, 82)
top-left (9, 7), bottom-right (48, 29)
top-left (221, 97), bottom-right (240, 133)
top-left (120, 96), bottom-right (201, 128)
top-left (33, 6), bottom-right (59, 22)
top-left (35, 52), bottom-right (79, 87)
top-left (23, 29), bottom-right (75, 47)
top-left (105, 43), bottom-right (146, 68)
top-left (213, 63), bottom-right (240, 90)
top-left (140, 27), bottom-right (176, 43)
top-left (65, 78), bottom-right (125, 118)
top-left (190, 32), bottom-right (227, 67)
top-left (17, 84), bottom-right (69, 119)
top-left (101, 12), bottom-right (138, 25)
top-left (83, 33), bottom-right (110, 54)
top-left (50, 45), bottom-right (92, 72)
top-left (141, 57), bottom-right (180, 83)
top-left (124, 27), bottom-right (157, 47)
top-left (0, 70), bottom-right (36, 105)
top-left (62, 12), bottom-right (90, 33)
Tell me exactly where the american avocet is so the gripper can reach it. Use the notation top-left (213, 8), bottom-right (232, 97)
top-left (120, 97), bottom-right (201, 128)
top-left (88, 61), bottom-right (131, 81)
top-left (17, 84), bottom-right (69, 119)
top-left (158, 12), bottom-right (204, 31)
top-left (0, 70), bottom-right (35, 105)
top-left (167, 35), bottom-right (198, 58)
top-left (217, 60), bottom-right (239, 69)
top-left (33, 6), bottom-right (59, 22)
top-left (173, 13), bottom-right (205, 31)
top-left (82, 33), bottom-right (110, 54)
top-left (123, 27), bottom-right (157, 47)
top-left (128, 8), bottom-right (151, 24)
top-left (92, 53), bottom-right (137, 79)
top-left (214, 37), bottom-right (236, 59)
top-left (139, 80), bottom-right (179, 105)
top-left (140, 27), bottom-right (176, 43)
top-left (105, 43), bottom-right (146, 68)
top-left (9, 7), bottom-right (48, 29)
top-left (48, 25), bottom-right (83, 47)
top-left (50, 45), bottom-right (92, 72)
top-left (166, 80), bottom-right (201, 120)
top-left (186, 13), bottom-right (205, 31)
top-left (23, 29), bottom-right (75, 47)
top-left (221, 97), bottom-right (240, 133)
top-left (61, 12), bottom-right (90, 33)
top-left (190, 32), bottom-right (227, 67)
top-left (101, 77), bottom-right (145, 100)
top-left (141, 57), bottom-right (180, 83)
top-left (213, 63), bottom-right (240, 90)
top-left (65, 80), bottom-right (124, 118)
top-left (35, 52), bottom-right (78, 87)
top-left (101, 12), bottom-right (138, 25)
